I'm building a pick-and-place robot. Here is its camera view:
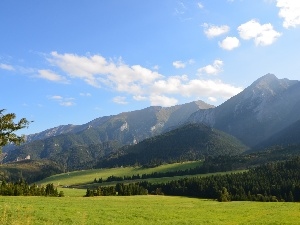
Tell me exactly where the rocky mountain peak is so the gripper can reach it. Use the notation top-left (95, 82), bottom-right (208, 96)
top-left (250, 73), bottom-right (297, 95)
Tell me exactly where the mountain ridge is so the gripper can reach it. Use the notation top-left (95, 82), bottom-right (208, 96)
top-left (188, 74), bottom-right (300, 146)
top-left (3, 74), bottom-right (300, 171)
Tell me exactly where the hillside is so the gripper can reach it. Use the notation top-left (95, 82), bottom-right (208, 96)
top-left (0, 159), bottom-right (64, 183)
top-left (23, 100), bottom-right (214, 145)
top-left (98, 123), bottom-right (248, 167)
top-left (3, 74), bottom-right (300, 172)
top-left (3, 100), bottom-right (213, 164)
top-left (253, 120), bottom-right (300, 150)
top-left (189, 74), bottom-right (300, 147)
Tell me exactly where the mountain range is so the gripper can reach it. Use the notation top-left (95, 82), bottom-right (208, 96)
top-left (188, 73), bottom-right (300, 147)
top-left (3, 74), bottom-right (300, 170)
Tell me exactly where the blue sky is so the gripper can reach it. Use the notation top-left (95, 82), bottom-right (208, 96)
top-left (1, 0), bottom-right (300, 135)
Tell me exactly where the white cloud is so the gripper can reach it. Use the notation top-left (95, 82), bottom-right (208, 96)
top-left (38, 70), bottom-right (69, 83)
top-left (197, 60), bottom-right (223, 75)
top-left (276, 0), bottom-right (300, 28)
top-left (238, 19), bottom-right (281, 46)
top-left (149, 95), bottom-right (178, 107)
top-left (219, 36), bottom-right (240, 50)
top-left (133, 95), bottom-right (147, 101)
top-left (50, 95), bottom-right (63, 100)
top-left (203, 24), bottom-right (230, 38)
top-left (173, 59), bottom-right (194, 69)
top-left (0, 63), bottom-right (15, 71)
top-left (173, 61), bottom-right (186, 69)
top-left (60, 101), bottom-right (75, 107)
top-left (49, 95), bottom-right (75, 107)
top-left (152, 77), bottom-right (242, 99)
top-left (152, 65), bottom-right (160, 70)
top-left (197, 2), bottom-right (204, 9)
top-left (208, 97), bottom-right (217, 102)
top-left (43, 52), bottom-right (242, 107)
top-left (80, 93), bottom-right (91, 97)
top-left (48, 52), bottom-right (163, 93)
top-left (113, 96), bottom-right (128, 105)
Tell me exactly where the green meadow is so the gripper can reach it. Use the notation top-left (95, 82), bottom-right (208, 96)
top-left (1, 195), bottom-right (300, 225)
top-left (36, 161), bottom-right (203, 186)
top-left (2, 161), bottom-right (299, 225)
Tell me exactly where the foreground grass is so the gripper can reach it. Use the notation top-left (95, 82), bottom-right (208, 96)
top-left (1, 195), bottom-right (300, 225)
top-left (36, 161), bottom-right (202, 186)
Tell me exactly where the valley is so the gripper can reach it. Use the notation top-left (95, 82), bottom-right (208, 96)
top-left (1, 74), bottom-right (300, 224)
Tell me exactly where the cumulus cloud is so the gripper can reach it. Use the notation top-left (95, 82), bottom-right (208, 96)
top-left (219, 37), bottom-right (240, 50)
top-left (197, 60), bottom-right (223, 75)
top-left (0, 63), bottom-right (15, 71)
top-left (38, 69), bottom-right (69, 83)
top-left (149, 95), bottom-right (178, 107)
top-left (151, 75), bottom-right (242, 100)
top-left (49, 95), bottom-right (75, 106)
top-left (172, 59), bottom-right (194, 69)
top-left (133, 95), bottom-right (147, 101)
top-left (43, 52), bottom-right (242, 107)
top-left (203, 23), bottom-right (230, 38)
top-left (208, 97), bottom-right (217, 102)
top-left (173, 61), bottom-right (186, 69)
top-left (113, 96), bottom-right (128, 105)
top-left (50, 95), bottom-right (63, 100)
top-left (276, 0), bottom-right (300, 28)
top-left (238, 19), bottom-right (281, 46)
top-left (48, 52), bottom-right (163, 93)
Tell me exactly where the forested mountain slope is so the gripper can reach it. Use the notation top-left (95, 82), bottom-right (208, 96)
top-left (98, 123), bottom-right (248, 167)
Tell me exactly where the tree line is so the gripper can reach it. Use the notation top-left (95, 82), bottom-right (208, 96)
top-left (85, 183), bottom-right (148, 197)
top-left (93, 156), bottom-right (237, 184)
top-left (0, 179), bottom-right (64, 197)
top-left (87, 157), bottom-right (300, 202)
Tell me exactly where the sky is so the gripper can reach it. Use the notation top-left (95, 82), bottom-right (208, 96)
top-left (1, 0), bottom-right (300, 135)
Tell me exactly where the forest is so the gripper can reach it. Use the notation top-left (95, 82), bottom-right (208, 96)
top-left (87, 157), bottom-right (300, 202)
top-left (0, 179), bottom-right (64, 197)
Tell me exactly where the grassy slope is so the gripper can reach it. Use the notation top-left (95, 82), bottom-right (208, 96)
top-left (1, 195), bottom-right (300, 225)
top-left (36, 161), bottom-right (203, 186)
top-left (73, 170), bottom-right (246, 190)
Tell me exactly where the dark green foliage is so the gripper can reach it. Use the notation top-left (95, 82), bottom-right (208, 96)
top-left (85, 186), bottom-right (116, 197)
top-left (5, 140), bottom-right (121, 171)
top-left (0, 159), bottom-right (64, 183)
top-left (45, 183), bottom-right (59, 196)
top-left (0, 109), bottom-right (31, 152)
top-left (135, 157), bottom-right (300, 202)
top-left (87, 156), bottom-right (300, 202)
top-left (85, 183), bottom-right (147, 197)
top-left (98, 123), bottom-right (247, 167)
top-left (0, 179), bottom-right (63, 197)
top-left (218, 187), bottom-right (230, 202)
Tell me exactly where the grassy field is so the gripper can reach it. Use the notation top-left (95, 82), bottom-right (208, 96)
top-left (73, 170), bottom-right (246, 190)
top-left (36, 161), bottom-right (203, 186)
top-left (1, 195), bottom-right (300, 225)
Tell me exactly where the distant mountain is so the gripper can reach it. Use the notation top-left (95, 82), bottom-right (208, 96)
top-left (4, 100), bottom-right (214, 168)
top-left (4, 74), bottom-right (300, 171)
top-left (254, 119), bottom-right (300, 150)
top-left (188, 74), bottom-right (300, 147)
top-left (24, 100), bottom-right (213, 144)
top-left (98, 123), bottom-right (248, 167)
